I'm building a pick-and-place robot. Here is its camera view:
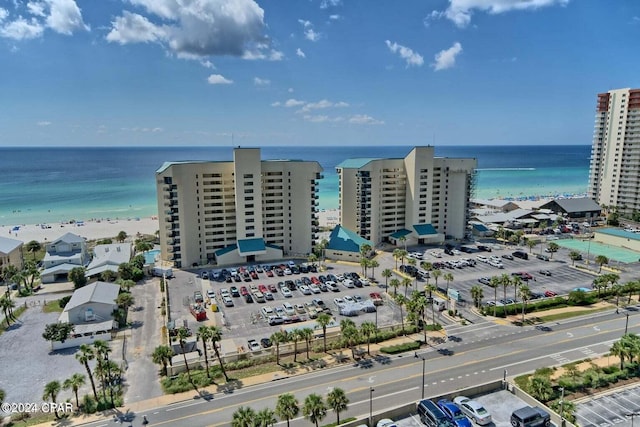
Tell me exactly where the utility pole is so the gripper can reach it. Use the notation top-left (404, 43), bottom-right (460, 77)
top-left (369, 387), bottom-right (375, 427)
top-left (626, 412), bottom-right (640, 427)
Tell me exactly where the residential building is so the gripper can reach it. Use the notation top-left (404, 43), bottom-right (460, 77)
top-left (336, 146), bottom-right (476, 245)
top-left (325, 225), bottom-right (373, 262)
top-left (85, 243), bottom-right (132, 279)
top-left (156, 147), bottom-right (323, 267)
top-left (41, 232), bottom-right (90, 283)
top-left (589, 88), bottom-right (640, 214)
top-left (0, 236), bottom-right (24, 271)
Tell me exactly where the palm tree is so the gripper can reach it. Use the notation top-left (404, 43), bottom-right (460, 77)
top-left (569, 250), bottom-right (582, 266)
top-left (529, 376), bottom-right (553, 402)
top-left (592, 275), bottom-right (607, 297)
top-left (232, 406), bottom-right (257, 427)
top-left (135, 240), bottom-right (154, 253)
top-left (410, 292), bottom-right (428, 343)
top-left (595, 255), bottom-right (609, 273)
top-left (101, 270), bottom-right (117, 282)
top-left (76, 344), bottom-right (99, 400)
top-left (316, 313), bottom-right (331, 353)
top-left (300, 327), bottom-right (314, 359)
top-left (152, 345), bottom-right (174, 376)
top-left (389, 278), bottom-right (400, 296)
top-left (360, 257), bottom-right (370, 277)
top-left (43, 380), bottom-right (62, 419)
top-left (116, 231), bottom-right (128, 243)
top-left (488, 276), bottom-right (501, 316)
top-left (470, 285), bottom-right (484, 308)
top-left (512, 275), bottom-right (523, 304)
top-left (307, 253), bottom-right (318, 266)
top-left (0, 295), bottom-right (16, 325)
top-left (177, 327), bottom-right (193, 385)
top-left (392, 249), bottom-right (402, 269)
top-left (327, 387), bottom-right (349, 424)
top-left (401, 277), bottom-right (412, 298)
top-left (369, 259), bottom-right (379, 280)
top-left (340, 319), bottom-right (359, 359)
top-left (443, 272), bottom-right (454, 309)
top-left (546, 242), bottom-right (559, 259)
top-left (210, 326), bottom-right (229, 381)
top-left (197, 325), bottom-right (214, 379)
top-left (25, 240), bottom-right (41, 260)
top-left (290, 329), bottom-right (302, 363)
top-left (271, 330), bottom-right (288, 365)
top-left (255, 408), bottom-right (277, 427)
top-left (63, 373), bottom-right (86, 410)
top-left (526, 239), bottom-right (538, 253)
top-left (360, 321), bottom-right (376, 355)
top-left (93, 340), bottom-right (111, 403)
top-left (276, 393), bottom-right (300, 427)
top-left (431, 269), bottom-right (442, 288)
top-left (398, 235), bottom-right (407, 250)
top-left (381, 268), bottom-right (392, 288)
top-left (519, 285), bottom-right (531, 324)
top-left (395, 294), bottom-right (407, 335)
top-left (303, 393), bottom-right (328, 427)
top-left (425, 283), bottom-right (437, 325)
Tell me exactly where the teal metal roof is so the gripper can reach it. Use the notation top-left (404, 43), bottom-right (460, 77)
top-left (597, 228), bottom-right (640, 241)
top-left (237, 238), bottom-right (266, 254)
top-left (473, 224), bottom-right (490, 232)
top-left (389, 229), bottom-right (412, 239)
top-left (335, 158), bottom-right (380, 169)
top-left (327, 225), bottom-right (372, 253)
top-left (413, 223), bottom-right (437, 236)
top-left (266, 243), bottom-right (283, 250)
top-left (215, 244), bottom-right (237, 257)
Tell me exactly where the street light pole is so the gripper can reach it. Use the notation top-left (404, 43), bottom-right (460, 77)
top-left (421, 357), bottom-right (426, 399)
top-left (559, 387), bottom-right (565, 427)
top-left (369, 387), bottom-right (374, 427)
top-left (626, 312), bottom-right (630, 335)
top-left (626, 412), bottom-right (640, 427)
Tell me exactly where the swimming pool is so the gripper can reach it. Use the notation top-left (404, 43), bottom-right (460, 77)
top-left (143, 249), bottom-right (160, 264)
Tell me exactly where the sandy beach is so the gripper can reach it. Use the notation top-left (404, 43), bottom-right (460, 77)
top-left (1, 217), bottom-right (160, 244)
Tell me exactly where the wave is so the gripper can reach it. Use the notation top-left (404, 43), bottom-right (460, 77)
top-left (476, 167), bottom-right (536, 171)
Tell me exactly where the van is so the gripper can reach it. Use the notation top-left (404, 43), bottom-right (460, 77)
top-left (513, 250), bottom-right (529, 260)
top-left (417, 399), bottom-right (455, 427)
top-left (433, 297), bottom-right (446, 311)
top-left (510, 406), bottom-right (550, 427)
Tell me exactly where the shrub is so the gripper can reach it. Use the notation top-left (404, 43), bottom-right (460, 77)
top-left (58, 295), bottom-right (72, 309)
top-left (379, 341), bottom-right (420, 354)
top-left (82, 395), bottom-right (98, 414)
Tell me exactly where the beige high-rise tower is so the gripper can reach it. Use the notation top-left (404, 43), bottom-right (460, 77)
top-left (588, 88), bottom-right (640, 214)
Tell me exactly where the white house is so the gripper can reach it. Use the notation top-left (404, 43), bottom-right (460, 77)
top-left (85, 243), bottom-right (132, 279)
top-left (41, 233), bottom-right (90, 283)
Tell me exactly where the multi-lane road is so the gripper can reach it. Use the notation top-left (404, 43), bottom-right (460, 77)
top-left (94, 306), bottom-right (634, 427)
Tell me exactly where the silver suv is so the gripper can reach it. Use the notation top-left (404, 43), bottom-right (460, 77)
top-left (510, 406), bottom-right (550, 427)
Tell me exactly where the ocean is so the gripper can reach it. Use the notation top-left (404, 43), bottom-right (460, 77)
top-left (0, 145), bottom-right (591, 226)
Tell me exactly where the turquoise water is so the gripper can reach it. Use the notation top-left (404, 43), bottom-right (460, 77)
top-left (144, 249), bottom-right (160, 264)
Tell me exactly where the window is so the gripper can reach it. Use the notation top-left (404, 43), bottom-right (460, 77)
top-left (243, 174), bottom-right (253, 179)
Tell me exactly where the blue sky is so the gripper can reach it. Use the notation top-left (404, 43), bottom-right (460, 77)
top-left (0, 0), bottom-right (638, 147)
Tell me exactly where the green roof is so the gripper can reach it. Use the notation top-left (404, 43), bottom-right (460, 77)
top-left (327, 225), bottom-right (372, 253)
top-left (413, 223), bottom-right (437, 236)
top-left (335, 158), bottom-right (380, 169)
top-left (215, 244), bottom-right (237, 257)
top-left (237, 238), bottom-right (266, 254)
top-left (389, 229), bottom-right (412, 239)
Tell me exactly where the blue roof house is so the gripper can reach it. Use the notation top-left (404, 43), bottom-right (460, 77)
top-left (325, 225), bottom-right (373, 262)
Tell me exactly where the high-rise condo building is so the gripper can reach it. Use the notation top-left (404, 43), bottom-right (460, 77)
top-left (589, 88), bottom-right (640, 214)
top-left (156, 148), bottom-right (323, 268)
top-left (336, 146), bottom-right (476, 245)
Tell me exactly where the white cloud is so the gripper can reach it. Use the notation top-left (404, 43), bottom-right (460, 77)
top-left (329, 14), bottom-right (341, 20)
top-left (207, 74), bottom-right (233, 84)
top-left (271, 101), bottom-right (281, 107)
top-left (37, 120), bottom-right (51, 126)
top-left (253, 77), bottom-right (270, 86)
top-left (0, 8), bottom-right (9, 23)
top-left (0, 16), bottom-right (43, 40)
top-left (284, 98), bottom-right (305, 107)
top-left (320, 0), bottom-right (342, 9)
top-left (304, 114), bottom-right (330, 123)
top-left (385, 40), bottom-right (424, 67)
top-left (348, 114), bottom-right (384, 125)
top-left (433, 0), bottom-right (570, 28)
top-left (304, 28), bottom-right (321, 42)
top-left (45, 0), bottom-right (89, 35)
top-left (107, 0), bottom-right (275, 60)
top-left (296, 47), bottom-right (306, 58)
top-left (288, 88), bottom-right (294, 93)
top-left (300, 99), bottom-right (349, 112)
top-left (27, 2), bottom-right (46, 17)
top-left (432, 42), bottom-right (462, 71)
top-left (297, 19), bottom-right (312, 28)
top-left (200, 60), bottom-right (215, 68)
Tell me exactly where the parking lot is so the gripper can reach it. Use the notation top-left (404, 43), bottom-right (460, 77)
top-left (576, 384), bottom-right (640, 427)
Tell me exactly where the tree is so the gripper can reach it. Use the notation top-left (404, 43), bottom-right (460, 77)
top-left (232, 406), bottom-right (257, 427)
top-left (314, 313), bottom-right (331, 353)
top-left (307, 253), bottom-right (318, 266)
top-left (26, 240), bottom-right (41, 260)
top-left (382, 268), bottom-right (392, 288)
top-left (43, 381), bottom-right (62, 419)
top-left (23, 259), bottom-right (40, 290)
top-left (290, 329), bottom-right (301, 363)
top-left (610, 339), bottom-right (628, 370)
top-left (488, 276), bottom-right (500, 316)
top-left (42, 322), bottom-right (75, 343)
top-left (197, 326), bottom-right (214, 379)
top-left (76, 344), bottom-right (99, 400)
top-left (394, 294), bottom-right (407, 335)
top-left (595, 255), bottom-right (609, 273)
top-left (431, 269), bottom-right (442, 288)
top-left (115, 292), bottom-right (135, 312)
top-left (340, 319), bottom-right (359, 359)
top-left (425, 283), bottom-right (437, 326)
top-left (135, 240), bottom-right (153, 253)
top-left (399, 235), bottom-right (407, 251)
top-left (546, 242), bottom-right (559, 258)
top-left (152, 345), bottom-right (174, 376)
top-left (93, 340), bottom-right (112, 404)
top-left (276, 393), bottom-right (300, 427)
top-left (470, 285), bottom-right (484, 308)
top-left (271, 331), bottom-right (288, 365)
top-left (327, 387), bottom-right (349, 424)
top-left (443, 272), bottom-right (454, 309)
top-left (512, 275), bottom-right (523, 311)
top-left (401, 277), bottom-right (412, 298)
top-left (392, 249), bottom-right (402, 270)
top-left (519, 285), bottom-right (531, 324)
top-left (63, 373), bottom-right (86, 410)
top-left (569, 250), bottom-right (582, 266)
top-left (177, 327), bottom-right (194, 386)
top-left (389, 278), bottom-right (400, 296)
top-left (0, 295), bottom-right (16, 325)
top-left (116, 231), bottom-right (128, 243)
top-left (255, 408), bottom-right (277, 427)
top-left (100, 270), bottom-right (117, 282)
top-left (68, 266), bottom-right (88, 289)
top-left (369, 259), bottom-right (379, 279)
top-left (360, 321), bottom-right (376, 355)
top-left (118, 262), bottom-right (135, 281)
top-left (529, 375), bottom-right (553, 402)
top-left (300, 327), bottom-right (314, 359)
top-left (303, 393), bottom-right (328, 427)
top-left (210, 326), bottom-right (229, 381)
top-left (526, 239), bottom-right (538, 253)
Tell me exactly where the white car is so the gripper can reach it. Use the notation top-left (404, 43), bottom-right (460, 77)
top-left (221, 295), bottom-right (234, 307)
top-left (334, 297), bottom-right (345, 308)
top-left (377, 419), bottom-right (398, 427)
top-left (344, 295), bottom-right (355, 304)
top-left (206, 289), bottom-right (215, 299)
top-left (274, 306), bottom-right (286, 317)
top-left (220, 288), bottom-right (230, 297)
top-left (281, 287), bottom-right (292, 298)
top-left (359, 278), bottom-right (370, 286)
top-left (343, 279), bottom-right (355, 288)
top-left (325, 281), bottom-right (339, 292)
top-left (309, 283), bottom-right (321, 294)
top-left (282, 302), bottom-right (295, 316)
top-left (299, 285), bottom-right (312, 295)
top-left (429, 250), bottom-right (442, 258)
top-left (260, 306), bottom-right (274, 317)
top-left (294, 303), bottom-right (306, 314)
top-left (488, 259), bottom-right (504, 269)
top-left (284, 268), bottom-right (292, 275)
top-left (247, 339), bottom-right (262, 352)
top-left (453, 396), bottom-right (492, 425)
top-left (476, 255), bottom-right (488, 263)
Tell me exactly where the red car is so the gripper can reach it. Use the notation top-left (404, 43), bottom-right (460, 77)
top-left (310, 276), bottom-right (320, 284)
top-left (544, 290), bottom-right (557, 297)
top-left (369, 292), bottom-right (383, 306)
top-left (240, 286), bottom-right (249, 296)
top-left (250, 271), bottom-right (259, 280)
top-left (258, 284), bottom-right (268, 293)
top-left (266, 270), bottom-right (274, 277)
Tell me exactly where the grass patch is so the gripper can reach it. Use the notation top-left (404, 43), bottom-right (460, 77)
top-left (42, 300), bottom-right (63, 313)
top-left (379, 341), bottom-right (420, 354)
top-left (322, 417), bottom-right (357, 427)
top-left (537, 306), bottom-right (611, 322)
top-left (5, 411), bottom-right (58, 426)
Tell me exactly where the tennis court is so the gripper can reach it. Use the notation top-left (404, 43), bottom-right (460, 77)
top-left (556, 238), bottom-right (640, 263)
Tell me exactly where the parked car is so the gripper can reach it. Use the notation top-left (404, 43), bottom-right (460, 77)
top-left (502, 253), bottom-right (514, 260)
top-left (260, 306), bottom-right (274, 317)
top-left (513, 250), bottom-right (528, 260)
top-left (260, 337), bottom-right (272, 348)
top-left (230, 286), bottom-right (240, 297)
top-left (539, 270), bottom-right (552, 276)
top-left (282, 302), bottom-right (295, 316)
top-left (221, 295), bottom-right (234, 307)
top-left (377, 419), bottom-right (397, 427)
top-left (247, 339), bottom-right (261, 352)
top-left (281, 287), bottom-right (292, 298)
top-left (476, 245), bottom-right (491, 252)
top-left (326, 281), bottom-right (339, 292)
top-left (453, 396), bottom-right (492, 425)
top-left (510, 406), bottom-right (550, 427)
top-left (437, 399), bottom-right (472, 427)
top-left (478, 277), bottom-right (491, 285)
top-left (299, 285), bottom-right (312, 295)
top-left (536, 254), bottom-right (550, 261)
top-left (544, 290), bottom-right (557, 297)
